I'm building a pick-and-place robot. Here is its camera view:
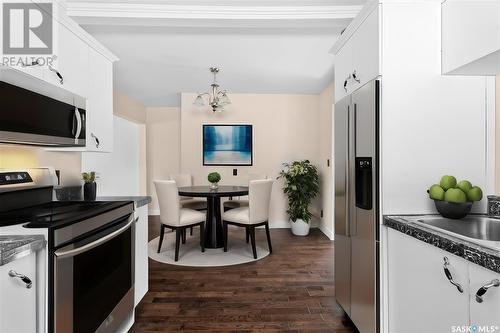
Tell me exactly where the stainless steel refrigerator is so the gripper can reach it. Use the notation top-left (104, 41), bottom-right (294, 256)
top-left (334, 79), bottom-right (379, 333)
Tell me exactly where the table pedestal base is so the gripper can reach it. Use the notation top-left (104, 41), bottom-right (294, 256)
top-left (205, 196), bottom-right (223, 248)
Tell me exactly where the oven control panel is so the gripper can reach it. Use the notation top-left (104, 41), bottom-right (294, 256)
top-left (0, 172), bottom-right (33, 185)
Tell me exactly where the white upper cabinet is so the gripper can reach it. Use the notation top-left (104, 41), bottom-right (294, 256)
top-left (469, 264), bottom-right (500, 329)
top-left (334, 6), bottom-right (380, 103)
top-left (86, 47), bottom-right (114, 152)
top-left (44, 23), bottom-right (89, 98)
top-left (442, 0), bottom-right (500, 75)
top-left (387, 229), bottom-right (470, 333)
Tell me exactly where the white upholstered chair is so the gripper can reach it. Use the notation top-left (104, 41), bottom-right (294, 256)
top-left (169, 174), bottom-right (207, 211)
top-left (222, 179), bottom-right (273, 259)
top-left (170, 173), bottom-right (207, 236)
top-left (223, 174), bottom-right (267, 211)
top-left (154, 180), bottom-right (206, 261)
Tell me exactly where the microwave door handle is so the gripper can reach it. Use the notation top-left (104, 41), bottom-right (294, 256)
top-left (55, 216), bottom-right (137, 259)
top-left (74, 107), bottom-right (82, 140)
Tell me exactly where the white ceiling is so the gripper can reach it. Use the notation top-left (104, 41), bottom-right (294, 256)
top-left (70, 1), bottom-right (365, 107)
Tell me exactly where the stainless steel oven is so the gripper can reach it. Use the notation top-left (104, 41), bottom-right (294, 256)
top-left (53, 209), bottom-right (135, 333)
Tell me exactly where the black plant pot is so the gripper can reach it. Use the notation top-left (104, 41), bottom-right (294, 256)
top-left (84, 182), bottom-right (97, 201)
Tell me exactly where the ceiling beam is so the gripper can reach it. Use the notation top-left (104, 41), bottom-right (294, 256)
top-left (65, 2), bottom-right (362, 22)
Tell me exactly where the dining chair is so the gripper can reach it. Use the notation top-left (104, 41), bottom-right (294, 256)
top-left (154, 180), bottom-right (205, 261)
top-left (170, 173), bottom-right (207, 236)
top-left (223, 174), bottom-right (267, 211)
top-left (222, 179), bottom-right (273, 259)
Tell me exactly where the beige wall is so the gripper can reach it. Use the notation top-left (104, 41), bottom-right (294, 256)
top-left (0, 145), bottom-right (82, 184)
top-left (146, 107), bottom-right (181, 212)
top-left (114, 90), bottom-right (147, 124)
top-left (179, 92), bottom-right (323, 227)
top-left (318, 83), bottom-right (334, 238)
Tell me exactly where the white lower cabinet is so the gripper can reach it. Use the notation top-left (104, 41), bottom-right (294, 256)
top-left (387, 229), bottom-right (470, 333)
top-left (0, 253), bottom-right (37, 333)
top-left (134, 205), bottom-right (149, 306)
top-left (469, 264), bottom-right (500, 329)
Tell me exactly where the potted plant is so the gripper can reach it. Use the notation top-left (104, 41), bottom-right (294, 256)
top-left (82, 171), bottom-right (97, 201)
top-left (278, 160), bottom-right (319, 236)
top-left (208, 172), bottom-right (221, 190)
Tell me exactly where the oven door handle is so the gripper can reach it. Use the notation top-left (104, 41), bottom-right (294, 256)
top-left (55, 216), bottom-right (137, 259)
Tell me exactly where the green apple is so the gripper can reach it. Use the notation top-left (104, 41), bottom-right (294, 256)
top-left (440, 175), bottom-right (457, 191)
top-left (444, 188), bottom-right (467, 203)
top-left (456, 180), bottom-right (472, 194)
top-left (428, 184), bottom-right (445, 200)
top-left (467, 186), bottom-right (483, 202)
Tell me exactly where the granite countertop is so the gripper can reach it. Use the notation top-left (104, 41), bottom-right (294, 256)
top-left (384, 215), bottom-right (500, 274)
top-left (0, 235), bottom-right (46, 266)
top-left (96, 196), bottom-right (151, 208)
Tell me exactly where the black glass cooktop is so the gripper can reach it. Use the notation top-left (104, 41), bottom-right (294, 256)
top-left (0, 201), bottom-right (131, 229)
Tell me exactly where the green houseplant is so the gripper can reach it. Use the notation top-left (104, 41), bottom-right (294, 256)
top-left (278, 160), bottom-right (319, 236)
top-left (82, 171), bottom-right (97, 201)
top-left (208, 172), bottom-right (221, 190)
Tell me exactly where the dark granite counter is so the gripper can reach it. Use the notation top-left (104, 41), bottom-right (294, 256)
top-left (384, 215), bottom-right (500, 274)
top-left (96, 196), bottom-right (151, 208)
top-left (0, 235), bottom-right (46, 266)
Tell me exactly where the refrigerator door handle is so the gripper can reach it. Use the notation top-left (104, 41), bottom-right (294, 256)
top-left (349, 102), bottom-right (358, 237)
top-left (345, 104), bottom-right (351, 237)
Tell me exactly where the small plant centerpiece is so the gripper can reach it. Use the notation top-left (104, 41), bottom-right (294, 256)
top-left (82, 171), bottom-right (98, 201)
top-left (278, 160), bottom-right (319, 236)
top-left (208, 172), bottom-right (221, 190)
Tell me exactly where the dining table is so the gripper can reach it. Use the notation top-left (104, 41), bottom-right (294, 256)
top-left (178, 185), bottom-right (249, 248)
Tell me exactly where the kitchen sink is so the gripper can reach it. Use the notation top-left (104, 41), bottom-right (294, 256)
top-left (416, 216), bottom-right (500, 241)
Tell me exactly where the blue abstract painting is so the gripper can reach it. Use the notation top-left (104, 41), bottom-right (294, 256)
top-left (203, 125), bottom-right (253, 166)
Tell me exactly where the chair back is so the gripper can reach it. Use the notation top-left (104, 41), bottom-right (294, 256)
top-left (248, 173), bottom-right (267, 182)
top-left (248, 179), bottom-right (273, 224)
top-left (154, 180), bottom-right (180, 226)
top-left (169, 174), bottom-right (193, 188)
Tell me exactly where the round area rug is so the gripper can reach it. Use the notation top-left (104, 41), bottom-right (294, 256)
top-left (148, 230), bottom-right (270, 267)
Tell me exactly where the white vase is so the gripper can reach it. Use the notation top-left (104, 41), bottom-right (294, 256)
top-left (291, 219), bottom-right (310, 236)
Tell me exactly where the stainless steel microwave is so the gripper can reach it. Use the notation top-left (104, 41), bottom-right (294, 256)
top-left (0, 81), bottom-right (86, 147)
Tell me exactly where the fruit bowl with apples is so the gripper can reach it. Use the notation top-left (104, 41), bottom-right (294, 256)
top-left (427, 175), bottom-right (483, 219)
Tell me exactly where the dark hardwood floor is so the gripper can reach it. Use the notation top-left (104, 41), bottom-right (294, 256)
top-left (129, 215), bottom-right (356, 333)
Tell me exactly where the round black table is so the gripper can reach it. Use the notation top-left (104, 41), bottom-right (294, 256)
top-left (178, 186), bottom-right (249, 248)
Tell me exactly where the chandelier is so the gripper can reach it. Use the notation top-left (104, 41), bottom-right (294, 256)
top-left (193, 67), bottom-right (231, 112)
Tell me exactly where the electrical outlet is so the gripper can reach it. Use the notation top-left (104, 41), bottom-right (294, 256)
top-left (320, 210), bottom-right (323, 218)
top-left (233, 169), bottom-right (237, 176)
top-left (327, 159), bottom-right (330, 167)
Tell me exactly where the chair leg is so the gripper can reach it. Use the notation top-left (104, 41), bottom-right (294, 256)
top-left (190, 226), bottom-right (193, 236)
top-left (249, 226), bottom-right (257, 259)
top-left (157, 224), bottom-right (166, 253)
top-left (265, 222), bottom-right (273, 254)
top-left (223, 222), bottom-right (228, 252)
top-left (246, 227), bottom-right (250, 243)
top-left (175, 229), bottom-right (181, 262)
top-left (200, 223), bottom-right (205, 252)
top-left (182, 228), bottom-right (186, 244)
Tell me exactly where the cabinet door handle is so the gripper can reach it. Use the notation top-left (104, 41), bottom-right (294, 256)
top-left (475, 279), bottom-right (500, 303)
top-left (48, 64), bottom-right (64, 84)
top-left (343, 74), bottom-right (351, 92)
top-left (443, 257), bottom-right (464, 293)
top-left (352, 70), bottom-right (361, 83)
top-left (8, 270), bottom-right (33, 289)
top-left (91, 133), bottom-right (100, 148)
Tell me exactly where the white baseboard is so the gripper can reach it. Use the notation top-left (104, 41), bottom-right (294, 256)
top-left (319, 223), bottom-right (334, 240)
top-left (149, 208), bottom-right (160, 216)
